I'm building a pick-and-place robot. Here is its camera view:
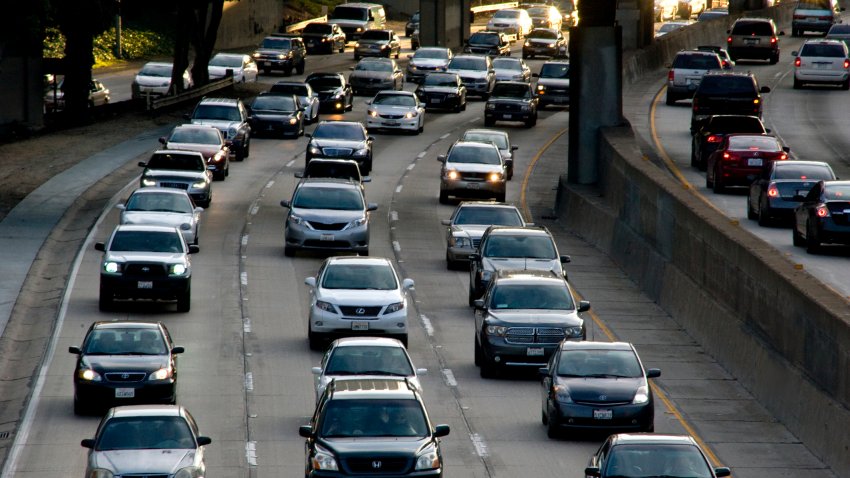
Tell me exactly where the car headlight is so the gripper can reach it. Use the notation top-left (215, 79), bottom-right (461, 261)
top-left (308, 146), bottom-right (322, 155)
top-left (289, 117), bottom-right (298, 125)
top-left (486, 103), bottom-right (495, 110)
top-left (174, 467), bottom-right (202, 478)
top-left (192, 180), bottom-right (207, 188)
top-left (410, 65), bottom-right (418, 71)
top-left (277, 53), bottom-right (287, 60)
top-left (404, 111), bottom-right (418, 119)
top-left (141, 177), bottom-right (157, 187)
top-left (345, 216), bottom-right (368, 229)
top-left (354, 42), bottom-right (360, 48)
top-left (356, 27), bottom-right (363, 32)
top-left (633, 384), bottom-right (650, 404)
top-left (316, 300), bottom-right (335, 313)
top-left (88, 469), bottom-right (114, 478)
top-left (149, 366), bottom-right (173, 381)
top-left (446, 170), bottom-right (460, 180)
top-left (170, 264), bottom-right (188, 276)
top-left (321, 37), bottom-right (328, 42)
top-left (524, 40), bottom-right (531, 47)
top-left (485, 325), bottom-right (508, 336)
top-left (252, 52), bottom-right (261, 58)
top-left (520, 105), bottom-right (530, 112)
top-left (368, 109), bottom-right (378, 117)
top-left (415, 444), bottom-right (441, 471)
top-left (211, 151), bottom-right (226, 163)
top-left (78, 368), bottom-right (102, 382)
top-left (289, 214), bottom-right (305, 225)
top-left (353, 148), bottom-right (369, 157)
top-left (480, 270), bottom-right (493, 282)
top-left (564, 325), bottom-right (583, 338)
top-left (103, 261), bottom-right (121, 274)
top-left (312, 444), bottom-right (339, 471)
top-left (537, 84), bottom-right (546, 93)
top-left (386, 301), bottom-right (405, 313)
top-left (451, 236), bottom-right (472, 248)
top-left (547, 43), bottom-right (556, 48)
top-left (553, 384), bottom-right (573, 403)
top-left (380, 44), bottom-right (388, 49)
top-left (487, 172), bottom-right (503, 182)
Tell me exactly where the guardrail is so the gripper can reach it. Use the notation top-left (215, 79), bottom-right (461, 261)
top-left (146, 76), bottom-right (234, 111)
top-left (286, 15), bottom-right (328, 33)
top-left (470, 1), bottom-right (518, 14)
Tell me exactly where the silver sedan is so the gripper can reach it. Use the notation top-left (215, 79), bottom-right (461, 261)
top-left (117, 187), bottom-right (203, 245)
top-left (365, 90), bottom-right (425, 134)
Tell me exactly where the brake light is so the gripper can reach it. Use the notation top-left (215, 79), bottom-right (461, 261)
top-left (727, 36), bottom-right (733, 43)
top-left (795, 57), bottom-right (801, 67)
top-left (819, 16), bottom-right (832, 20)
top-left (844, 59), bottom-right (850, 69)
top-left (767, 185), bottom-right (779, 197)
top-left (770, 37), bottom-right (777, 44)
top-left (707, 135), bottom-right (722, 143)
top-left (816, 205), bottom-right (830, 218)
top-left (668, 70), bottom-right (674, 82)
top-left (722, 152), bottom-right (737, 161)
top-left (779, 153), bottom-right (788, 160)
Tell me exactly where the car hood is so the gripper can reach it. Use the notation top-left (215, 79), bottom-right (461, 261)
top-left (122, 211), bottom-right (193, 229)
top-left (485, 309), bottom-right (582, 327)
top-left (320, 437), bottom-right (430, 455)
top-left (445, 162), bottom-right (502, 173)
top-left (418, 86), bottom-right (460, 94)
top-left (134, 75), bottom-right (171, 87)
top-left (310, 138), bottom-right (366, 149)
top-left (190, 119), bottom-right (240, 132)
top-left (143, 169), bottom-right (207, 180)
top-left (317, 288), bottom-right (400, 305)
top-left (555, 376), bottom-right (644, 402)
top-left (450, 224), bottom-right (489, 238)
top-left (538, 78), bottom-right (570, 87)
top-left (104, 251), bottom-right (187, 263)
top-left (483, 257), bottom-right (560, 273)
top-left (164, 142), bottom-right (222, 158)
top-left (411, 59), bottom-right (449, 68)
top-left (350, 71), bottom-right (394, 81)
top-left (84, 355), bottom-right (168, 372)
top-left (447, 69), bottom-right (487, 79)
top-left (92, 449), bottom-right (197, 474)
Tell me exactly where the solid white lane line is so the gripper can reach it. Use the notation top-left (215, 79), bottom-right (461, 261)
top-left (417, 151), bottom-right (427, 159)
top-left (419, 314), bottom-right (434, 336)
top-left (395, 185), bottom-right (403, 193)
top-left (441, 369), bottom-right (457, 387)
top-left (286, 160), bottom-right (295, 167)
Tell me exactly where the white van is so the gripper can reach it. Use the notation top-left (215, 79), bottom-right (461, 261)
top-left (328, 2), bottom-right (386, 41)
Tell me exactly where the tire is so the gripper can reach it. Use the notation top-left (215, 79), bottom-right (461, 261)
top-left (481, 92), bottom-right (490, 101)
top-left (396, 334), bottom-right (408, 347)
top-left (339, 45), bottom-right (345, 53)
top-left (546, 413), bottom-right (560, 439)
top-left (793, 77), bottom-right (802, 89)
top-left (712, 174), bottom-right (724, 194)
top-left (479, 359), bottom-right (498, 378)
top-left (98, 285), bottom-right (112, 311)
top-left (666, 93), bottom-right (676, 106)
top-left (263, 67), bottom-right (271, 74)
top-left (296, 60), bottom-right (305, 75)
top-left (360, 247), bottom-right (369, 256)
top-left (747, 197), bottom-right (758, 220)
top-left (214, 169), bottom-right (225, 181)
top-left (757, 198), bottom-right (771, 226)
top-left (842, 79), bottom-right (850, 90)
top-left (484, 117), bottom-right (495, 127)
top-left (439, 190), bottom-right (449, 204)
top-left (769, 54), bottom-right (779, 65)
top-left (792, 224), bottom-right (805, 246)
top-left (176, 286), bottom-right (191, 313)
top-left (525, 115), bottom-right (537, 128)
top-left (73, 398), bottom-right (91, 416)
top-left (474, 339), bottom-right (483, 366)
top-left (354, 53), bottom-right (360, 61)
top-left (690, 143), bottom-right (698, 168)
top-left (705, 170), bottom-right (714, 189)
top-left (284, 245), bottom-right (296, 257)
top-left (468, 284), bottom-right (477, 307)
top-left (806, 222), bottom-right (821, 253)
top-left (308, 326), bottom-right (322, 351)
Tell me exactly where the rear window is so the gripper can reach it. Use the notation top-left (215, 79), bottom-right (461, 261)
top-left (731, 21), bottom-right (774, 36)
top-left (824, 185), bottom-right (850, 199)
top-left (673, 53), bottom-right (722, 69)
top-left (303, 23), bottom-right (332, 34)
top-left (708, 116), bottom-right (765, 133)
top-left (797, 1), bottom-right (833, 10)
top-left (360, 30), bottom-right (391, 41)
top-left (773, 163), bottom-right (834, 180)
top-left (697, 76), bottom-right (757, 96)
top-left (800, 43), bottom-right (846, 57)
top-left (727, 135), bottom-right (781, 151)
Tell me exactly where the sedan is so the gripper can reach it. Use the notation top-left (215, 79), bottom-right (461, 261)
top-left (207, 52), bottom-right (258, 83)
top-left (366, 90), bottom-right (425, 134)
top-left (493, 57), bottom-right (532, 82)
top-left (690, 114), bottom-right (766, 171)
top-left (522, 28), bottom-right (569, 59)
top-left (748, 160), bottom-right (836, 226)
top-left (247, 93), bottom-right (305, 138)
top-left (305, 120), bottom-right (374, 174)
top-left (268, 80), bottom-right (320, 123)
top-left (586, 433), bottom-right (731, 478)
top-left (540, 342), bottom-right (660, 438)
top-left (461, 129), bottom-right (518, 179)
top-left (304, 256), bottom-right (414, 348)
top-left (69, 321), bottom-right (184, 415)
top-left (406, 47), bottom-right (453, 83)
top-left (81, 405), bottom-right (212, 478)
top-left (159, 124), bottom-right (230, 180)
top-left (305, 72), bottom-right (354, 113)
top-left (117, 187), bottom-right (203, 246)
top-left (415, 72), bottom-right (467, 112)
top-left (44, 78), bottom-right (110, 113)
top-left (792, 180), bottom-right (850, 253)
top-left (353, 29), bottom-right (401, 60)
top-left (311, 337), bottom-right (427, 401)
top-left (706, 134), bottom-right (789, 193)
top-left (442, 201), bottom-right (527, 269)
top-left (348, 57), bottom-right (404, 96)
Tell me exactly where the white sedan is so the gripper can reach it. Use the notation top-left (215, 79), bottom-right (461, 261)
top-left (365, 90), bottom-right (425, 134)
top-left (117, 187), bottom-right (203, 245)
top-left (208, 53), bottom-right (259, 83)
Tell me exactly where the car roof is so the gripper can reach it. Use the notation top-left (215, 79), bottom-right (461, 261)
top-left (93, 321), bottom-right (162, 330)
top-left (375, 90), bottom-right (415, 96)
top-left (773, 160), bottom-right (831, 167)
top-left (451, 140), bottom-right (500, 152)
top-left (197, 97), bottom-right (240, 106)
top-left (464, 129), bottom-right (509, 137)
top-left (128, 187), bottom-right (190, 197)
top-left (324, 255), bottom-right (392, 266)
top-left (493, 81), bottom-right (531, 87)
top-left (560, 341), bottom-right (633, 352)
top-left (493, 270), bottom-right (566, 284)
top-left (801, 38), bottom-right (847, 46)
top-left (417, 47), bottom-right (450, 52)
top-left (676, 50), bottom-right (720, 57)
top-left (113, 224), bottom-right (182, 234)
top-left (610, 433), bottom-right (698, 446)
top-left (212, 52), bottom-right (247, 59)
top-left (704, 70), bottom-right (756, 78)
top-left (109, 404), bottom-right (185, 418)
top-left (541, 60), bottom-right (570, 65)
top-left (456, 200), bottom-right (520, 210)
top-left (824, 180), bottom-right (850, 187)
top-left (332, 336), bottom-right (406, 347)
top-left (487, 225), bottom-right (550, 235)
top-left (151, 149), bottom-right (205, 158)
top-left (143, 61), bottom-right (173, 67)
top-left (329, 378), bottom-right (418, 400)
top-left (315, 120), bottom-right (362, 127)
top-left (297, 178), bottom-right (363, 189)
top-left (173, 123), bottom-right (221, 131)
top-left (530, 27), bottom-right (560, 33)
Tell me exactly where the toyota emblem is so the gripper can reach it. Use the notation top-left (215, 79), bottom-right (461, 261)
top-left (356, 308), bottom-right (366, 315)
top-left (599, 394), bottom-right (607, 401)
top-left (372, 460), bottom-right (382, 469)
top-left (121, 373), bottom-right (130, 379)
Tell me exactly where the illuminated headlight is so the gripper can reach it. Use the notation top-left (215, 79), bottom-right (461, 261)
top-left (485, 325), bottom-right (508, 336)
top-left (410, 65), bottom-right (418, 71)
top-left (312, 444), bottom-right (339, 471)
top-left (356, 27), bottom-right (363, 32)
top-left (451, 236), bottom-right (472, 247)
top-left (564, 325), bottom-right (583, 338)
top-left (537, 84), bottom-right (546, 93)
top-left (104, 261), bottom-right (121, 274)
top-left (289, 214), bottom-right (305, 225)
top-left (149, 366), bottom-right (173, 380)
top-left (335, 102), bottom-right (343, 109)
top-left (192, 180), bottom-right (207, 188)
top-left (368, 109), bottom-right (378, 117)
top-left (386, 301), bottom-right (405, 313)
top-left (380, 44), bottom-right (388, 49)
top-left (170, 264), bottom-right (188, 275)
top-left (88, 468), bottom-right (114, 478)
top-left (174, 467), bottom-right (202, 478)
top-left (487, 172), bottom-right (503, 182)
top-left (486, 103), bottom-right (495, 110)
top-left (553, 384), bottom-right (573, 403)
top-left (78, 368), bottom-right (102, 382)
top-left (277, 53), bottom-right (287, 60)
top-left (211, 151), bottom-right (225, 162)
top-left (524, 40), bottom-right (531, 47)
top-left (321, 37), bottom-right (328, 42)
top-left (345, 216), bottom-right (368, 229)
top-left (633, 384), bottom-right (650, 404)
top-left (353, 148), bottom-right (369, 157)
top-left (316, 300), bottom-right (336, 312)
top-left (289, 117), bottom-right (298, 125)
top-left (404, 111), bottom-right (418, 119)
top-left (354, 42), bottom-right (360, 48)
top-left (547, 43), bottom-right (556, 48)
top-left (415, 444), bottom-right (440, 471)
top-left (520, 105), bottom-right (530, 112)
top-left (447, 170), bottom-right (460, 180)
top-left (142, 177), bottom-right (157, 187)
top-left (309, 146), bottom-right (322, 155)
top-left (180, 223), bottom-right (192, 231)
top-left (227, 126), bottom-right (238, 138)
top-left (252, 52), bottom-right (261, 58)
top-left (513, 74), bottom-right (525, 81)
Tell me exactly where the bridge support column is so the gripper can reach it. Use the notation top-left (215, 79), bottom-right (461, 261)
top-left (420, 0), bottom-right (469, 50)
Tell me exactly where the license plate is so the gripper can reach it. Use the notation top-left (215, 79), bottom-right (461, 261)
top-left (747, 158), bottom-right (763, 167)
top-left (384, 121), bottom-right (400, 126)
top-left (797, 189), bottom-right (811, 197)
top-left (430, 98), bottom-right (440, 103)
top-left (320, 234), bottom-right (334, 241)
top-left (351, 321), bottom-right (369, 330)
top-left (467, 183), bottom-right (480, 189)
top-left (527, 347), bottom-right (544, 356)
top-left (744, 38), bottom-right (758, 45)
top-left (116, 388), bottom-right (135, 398)
top-left (808, 16), bottom-right (818, 21)
top-left (593, 409), bottom-right (613, 420)
top-left (137, 281), bottom-right (153, 289)
top-left (502, 114), bottom-right (512, 119)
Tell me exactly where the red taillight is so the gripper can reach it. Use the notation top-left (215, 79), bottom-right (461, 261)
top-left (819, 15), bottom-right (832, 20)
top-left (844, 59), bottom-right (850, 69)
top-left (668, 70), bottom-right (674, 82)
top-left (795, 57), bottom-right (801, 67)
top-left (779, 153), bottom-right (788, 160)
top-left (767, 185), bottom-right (779, 197)
top-left (727, 36), bottom-right (733, 43)
top-left (722, 152), bottom-right (736, 161)
top-left (707, 135), bottom-right (722, 143)
top-left (816, 205), bottom-right (830, 218)
top-left (770, 37), bottom-right (777, 44)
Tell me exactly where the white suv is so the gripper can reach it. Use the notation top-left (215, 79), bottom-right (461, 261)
top-left (666, 50), bottom-right (724, 105)
top-left (793, 39), bottom-right (850, 89)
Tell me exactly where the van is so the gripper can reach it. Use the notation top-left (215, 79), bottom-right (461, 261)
top-left (726, 17), bottom-right (784, 64)
top-left (328, 3), bottom-right (386, 41)
top-left (792, 0), bottom-right (843, 37)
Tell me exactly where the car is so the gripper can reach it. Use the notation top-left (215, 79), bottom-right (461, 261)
top-left (311, 337), bottom-right (427, 401)
top-left (493, 57), bottom-right (532, 82)
top-left (726, 17), bottom-right (784, 64)
top-left (131, 61), bottom-right (193, 100)
top-left (187, 97), bottom-right (251, 161)
top-left (792, 180), bottom-right (850, 253)
top-left (540, 341), bottom-right (660, 437)
top-left (463, 30), bottom-right (512, 56)
top-left (468, 225), bottom-right (570, 305)
top-left (69, 321), bottom-right (184, 414)
top-left (305, 72), bottom-right (355, 113)
top-left (486, 8), bottom-right (534, 40)
top-left (695, 45), bottom-right (735, 69)
top-left (655, 0), bottom-right (679, 21)
top-left (247, 93), bottom-right (305, 138)
top-left (299, 378), bottom-right (450, 477)
top-left (522, 28), bottom-right (569, 59)
top-left (207, 52), bottom-right (258, 83)
top-left (438, 141), bottom-right (507, 204)
top-left (461, 129), bottom-right (518, 179)
top-left (406, 47), bottom-right (453, 83)
top-left (792, 0), bottom-right (843, 37)
top-left (826, 23), bottom-right (850, 47)
top-left (484, 81), bottom-right (539, 127)
top-left (348, 57), bottom-right (404, 95)
top-left (655, 20), bottom-right (690, 38)
top-left (281, 179), bottom-right (377, 257)
top-left (474, 270), bottom-right (589, 378)
top-left (406, 11), bottom-right (420, 37)
top-left (301, 22), bottom-right (347, 54)
top-left (95, 224), bottom-right (198, 312)
top-left (690, 114), bottom-right (767, 171)
top-left (678, 0), bottom-right (706, 19)
top-left (366, 90), bottom-right (425, 134)
top-left (44, 78), bottom-right (110, 113)
top-left (446, 54), bottom-right (496, 99)
top-left (252, 34), bottom-right (306, 75)
top-left (442, 201), bottom-right (527, 269)
top-left (268, 80), bottom-right (321, 124)
top-left (304, 256), bottom-right (412, 347)
top-left (81, 405), bottom-right (212, 478)
top-left (295, 158), bottom-right (371, 185)
top-left (415, 72), bottom-right (468, 112)
top-left (305, 120), bottom-right (374, 174)
top-left (706, 134), bottom-right (789, 193)
top-left (139, 150), bottom-right (213, 207)
top-left (411, 27), bottom-right (420, 50)
top-left (696, 7), bottom-right (728, 21)
top-left (353, 28), bottom-right (401, 60)
top-left (585, 434), bottom-right (731, 478)
top-left (690, 72), bottom-right (770, 133)
top-left (117, 188), bottom-right (203, 246)
top-left (533, 60), bottom-right (570, 108)
top-left (158, 124), bottom-right (230, 181)
top-left (665, 50), bottom-right (723, 105)
top-left (748, 160), bottom-right (837, 226)
top-left (527, 4), bottom-right (563, 30)
top-left (328, 2), bottom-right (387, 41)
top-left (792, 39), bottom-right (850, 89)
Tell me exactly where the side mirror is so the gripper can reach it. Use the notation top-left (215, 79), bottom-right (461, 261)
top-left (433, 424), bottom-right (450, 437)
top-left (81, 439), bottom-right (95, 449)
top-left (69, 346), bottom-right (81, 354)
top-left (116, 204), bottom-right (126, 211)
top-left (437, 154), bottom-right (447, 163)
top-left (416, 368), bottom-right (428, 376)
top-left (511, 145), bottom-right (519, 151)
top-left (94, 242), bottom-right (105, 251)
top-left (646, 368), bottom-right (662, 378)
top-left (367, 202), bottom-right (379, 211)
top-left (280, 199), bottom-right (291, 208)
top-left (578, 300), bottom-right (591, 312)
top-left (159, 136), bottom-right (167, 144)
top-left (665, 64), bottom-right (672, 69)
top-left (365, 100), bottom-right (372, 105)
top-left (197, 436), bottom-right (212, 446)
top-left (760, 86), bottom-right (771, 93)
top-left (585, 467), bottom-right (601, 477)
top-left (726, 29), bottom-right (731, 34)
top-left (402, 278), bottom-right (415, 289)
top-left (783, 146), bottom-right (791, 153)
top-left (441, 219), bottom-right (451, 226)
top-left (294, 171), bottom-right (304, 178)
top-left (172, 346), bottom-right (185, 354)
top-left (473, 299), bottom-right (486, 309)
top-left (368, 136), bottom-right (375, 141)
top-left (299, 425), bottom-right (313, 438)
top-left (188, 245), bottom-right (200, 254)
top-left (194, 207), bottom-right (204, 213)
top-left (138, 161), bottom-right (148, 168)
top-left (765, 128), bottom-right (772, 133)
top-left (560, 255), bottom-right (571, 263)
top-left (792, 50), bottom-right (799, 57)
top-left (362, 176), bottom-right (372, 183)
top-left (305, 277), bottom-right (317, 287)
top-left (538, 367), bottom-right (550, 379)
top-left (349, 66), bottom-right (355, 71)
top-left (311, 366), bottom-right (322, 375)
top-left (714, 467), bottom-right (732, 477)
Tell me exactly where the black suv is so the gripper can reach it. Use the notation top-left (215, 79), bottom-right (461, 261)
top-left (690, 72), bottom-right (770, 133)
top-left (468, 226), bottom-right (570, 305)
top-left (484, 81), bottom-right (539, 127)
top-left (299, 378), bottom-right (450, 477)
top-left (305, 72), bottom-right (354, 113)
top-left (463, 31), bottom-right (511, 56)
top-left (690, 115), bottom-right (767, 171)
top-left (252, 34), bottom-right (307, 75)
top-left (473, 270), bottom-right (589, 378)
top-left (301, 22), bottom-right (346, 54)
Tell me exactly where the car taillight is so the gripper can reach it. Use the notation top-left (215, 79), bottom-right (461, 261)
top-left (707, 135), bottom-right (722, 143)
top-left (767, 185), bottom-right (779, 197)
top-left (819, 15), bottom-right (832, 20)
top-left (668, 70), bottom-right (674, 82)
top-left (727, 36), bottom-right (732, 43)
top-left (816, 205), bottom-right (830, 218)
top-left (770, 37), bottom-right (777, 44)
top-left (795, 57), bottom-right (801, 67)
top-left (844, 59), bottom-right (850, 69)
top-left (779, 153), bottom-right (788, 160)
top-left (722, 152), bottom-right (737, 161)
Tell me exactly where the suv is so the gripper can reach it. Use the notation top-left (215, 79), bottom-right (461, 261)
top-left (95, 225), bottom-right (198, 312)
top-left (438, 141), bottom-right (507, 203)
top-left (328, 2), bottom-right (387, 41)
top-left (463, 31), bottom-right (512, 56)
top-left (665, 50), bottom-right (724, 105)
top-left (473, 270), bottom-right (589, 377)
top-left (793, 39), bottom-right (850, 89)
top-left (445, 55), bottom-right (496, 99)
top-left (726, 18), bottom-right (783, 64)
top-left (306, 121), bottom-right (373, 174)
top-left (299, 378), bottom-right (450, 477)
top-left (793, 0), bottom-right (843, 37)
top-left (301, 22), bottom-right (347, 54)
top-left (468, 225), bottom-right (571, 305)
top-left (139, 150), bottom-right (213, 208)
top-left (485, 81), bottom-right (539, 127)
top-left (690, 72), bottom-right (770, 133)
top-left (442, 201), bottom-right (528, 269)
top-left (188, 97), bottom-right (251, 161)
top-left (690, 114), bottom-right (767, 170)
top-left (252, 35), bottom-right (307, 75)
top-left (533, 61), bottom-right (570, 108)
top-left (354, 29), bottom-right (401, 60)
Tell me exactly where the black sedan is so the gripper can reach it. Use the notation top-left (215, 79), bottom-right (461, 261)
top-left (484, 81), bottom-right (538, 128)
top-left (415, 72), bottom-right (467, 112)
top-left (69, 321), bottom-right (184, 415)
top-left (306, 121), bottom-right (374, 174)
top-left (247, 93), bottom-right (305, 138)
top-left (305, 72), bottom-right (354, 113)
top-left (690, 114), bottom-right (766, 171)
top-left (522, 28), bottom-right (568, 59)
top-left (793, 180), bottom-right (850, 253)
top-left (539, 341), bottom-right (660, 438)
top-left (748, 160), bottom-right (836, 226)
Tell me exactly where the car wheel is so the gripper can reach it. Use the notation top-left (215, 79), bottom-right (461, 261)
top-left (453, 102), bottom-right (462, 113)
top-left (642, 422), bottom-right (655, 433)
top-left (666, 93), bottom-right (676, 106)
top-left (481, 92), bottom-right (490, 101)
top-left (757, 198), bottom-right (772, 226)
top-left (176, 286), bottom-right (191, 313)
top-left (284, 245), bottom-right (296, 257)
top-left (546, 412), bottom-right (560, 439)
top-left (354, 53), bottom-right (360, 61)
top-left (461, 100), bottom-right (467, 111)
top-left (769, 53), bottom-right (779, 65)
top-left (793, 77), bottom-right (802, 89)
top-left (73, 397), bottom-right (92, 416)
top-left (705, 169), bottom-right (714, 189)
top-left (439, 189), bottom-right (449, 204)
top-left (395, 334), bottom-right (408, 347)
top-left (98, 285), bottom-right (113, 311)
top-left (842, 78), bottom-right (850, 90)
top-left (792, 224), bottom-right (805, 247)
top-left (263, 67), bottom-right (271, 75)
top-left (360, 247), bottom-right (369, 256)
top-left (479, 359), bottom-right (498, 378)
top-left (712, 173), bottom-right (725, 194)
top-left (690, 142), bottom-right (698, 167)
top-left (806, 222), bottom-right (822, 253)
top-left (284, 67), bottom-right (293, 76)
top-left (213, 169), bottom-right (225, 181)
top-left (308, 325), bottom-right (323, 351)
top-left (747, 196), bottom-right (758, 220)
top-left (474, 338), bottom-right (483, 366)
top-left (297, 60), bottom-right (305, 75)
top-left (507, 166), bottom-right (514, 180)
top-left (484, 117), bottom-right (495, 127)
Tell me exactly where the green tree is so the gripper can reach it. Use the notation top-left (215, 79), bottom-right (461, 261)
top-left (171, 0), bottom-right (225, 92)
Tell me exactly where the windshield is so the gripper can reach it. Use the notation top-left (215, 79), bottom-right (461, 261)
top-left (109, 230), bottom-right (184, 253)
top-left (528, 7), bottom-right (550, 16)
top-left (360, 30), bottom-right (391, 41)
top-left (423, 73), bottom-right (459, 86)
top-left (209, 55), bottom-right (243, 68)
top-left (319, 399), bottom-right (428, 438)
top-left (139, 64), bottom-right (172, 77)
top-left (491, 83), bottom-right (532, 98)
top-left (260, 38), bottom-right (291, 49)
top-left (169, 127), bottom-right (221, 145)
top-left (321, 263), bottom-right (398, 290)
top-left (493, 58), bottom-right (523, 70)
top-left (494, 10), bottom-right (521, 19)
top-left (355, 61), bottom-right (393, 72)
top-left (727, 136), bottom-right (781, 151)
top-left (528, 29), bottom-right (558, 39)
top-left (490, 283), bottom-right (575, 310)
top-left (307, 76), bottom-right (343, 90)
top-left (126, 192), bottom-right (193, 214)
top-left (192, 104), bottom-right (242, 122)
top-left (540, 63), bottom-right (569, 78)
top-left (326, 346), bottom-right (414, 375)
top-left (483, 234), bottom-right (556, 258)
top-left (462, 132), bottom-right (508, 149)
top-left (604, 444), bottom-right (713, 478)
top-left (83, 327), bottom-right (169, 355)
top-left (292, 185), bottom-right (364, 210)
top-left (146, 152), bottom-right (205, 171)
top-left (414, 48), bottom-right (449, 59)
top-left (773, 164), bottom-right (834, 180)
top-left (303, 23), bottom-right (332, 34)
top-left (448, 145), bottom-right (501, 165)
top-left (311, 123), bottom-right (365, 140)
top-left (469, 33), bottom-right (500, 45)
top-left (251, 95), bottom-right (297, 111)
top-left (556, 349), bottom-right (642, 378)
top-left (454, 206), bottom-right (522, 225)
top-left (270, 84), bottom-right (309, 96)
top-left (330, 6), bottom-right (368, 20)
top-left (448, 57), bottom-right (487, 71)
top-left (697, 76), bottom-right (756, 96)
top-left (96, 416), bottom-right (195, 450)
top-left (824, 184), bottom-right (850, 199)
top-left (373, 94), bottom-right (415, 106)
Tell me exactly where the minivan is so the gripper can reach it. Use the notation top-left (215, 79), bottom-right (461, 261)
top-left (328, 2), bottom-right (386, 41)
top-left (792, 0), bottom-right (843, 37)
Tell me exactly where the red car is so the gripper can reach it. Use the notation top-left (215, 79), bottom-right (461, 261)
top-left (706, 134), bottom-right (789, 193)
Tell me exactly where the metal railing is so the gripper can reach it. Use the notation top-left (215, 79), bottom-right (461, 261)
top-left (470, 1), bottom-right (519, 14)
top-left (146, 76), bottom-right (234, 111)
top-left (285, 15), bottom-right (328, 33)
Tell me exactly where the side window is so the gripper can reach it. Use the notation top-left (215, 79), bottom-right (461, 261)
top-left (597, 440), bottom-right (612, 469)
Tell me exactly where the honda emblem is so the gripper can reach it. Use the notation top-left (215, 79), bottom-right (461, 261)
top-left (372, 460), bottom-right (382, 469)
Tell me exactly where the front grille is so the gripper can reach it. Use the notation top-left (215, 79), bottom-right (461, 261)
top-left (321, 148), bottom-right (353, 157)
top-left (346, 457), bottom-right (410, 474)
top-left (492, 103), bottom-right (522, 112)
top-left (124, 263), bottom-right (168, 277)
top-left (505, 327), bottom-right (565, 344)
top-left (307, 221), bottom-right (348, 231)
top-left (105, 372), bottom-right (147, 382)
top-left (123, 475), bottom-right (170, 478)
top-left (159, 182), bottom-right (190, 190)
top-left (379, 114), bottom-right (404, 119)
top-left (338, 305), bottom-right (383, 316)
top-left (459, 172), bottom-right (489, 181)
top-left (574, 399), bottom-right (632, 406)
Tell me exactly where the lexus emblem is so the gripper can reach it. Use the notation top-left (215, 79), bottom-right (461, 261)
top-left (141, 267), bottom-right (150, 272)
top-left (599, 394), bottom-right (607, 401)
top-left (356, 308), bottom-right (366, 315)
top-left (122, 373), bottom-right (130, 379)
top-left (372, 461), bottom-right (382, 469)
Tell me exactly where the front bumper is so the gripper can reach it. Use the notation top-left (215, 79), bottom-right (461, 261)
top-left (366, 115), bottom-right (419, 131)
top-left (549, 400), bottom-right (654, 431)
top-left (284, 222), bottom-right (370, 253)
top-left (480, 337), bottom-right (561, 368)
top-left (318, 98), bottom-right (348, 112)
top-left (252, 118), bottom-right (301, 136)
top-left (75, 379), bottom-right (176, 407)
top-left (485, 109), bottom-right (534, 122)
top-left (440, 179), bottom-right (505, 198)
top-left (100, 275), bottom-right (190, 300)
top-left (309, 308), bottom-right (409, 335)
top-left (256, 58), bottom-right (295, 70)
